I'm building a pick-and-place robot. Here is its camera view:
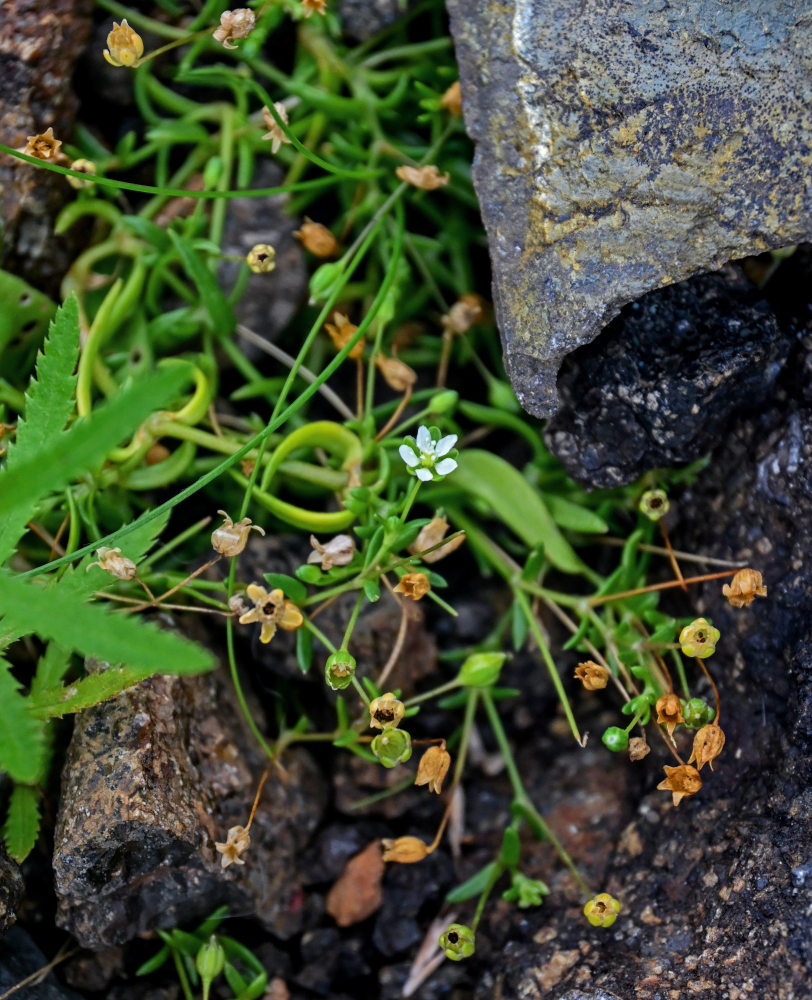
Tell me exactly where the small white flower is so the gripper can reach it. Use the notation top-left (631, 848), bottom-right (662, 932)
top-left (399, 425), bottom-right (458, 481)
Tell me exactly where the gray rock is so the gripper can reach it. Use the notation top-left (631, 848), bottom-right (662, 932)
top-left (54, 662), bottom-right (325, 948)
top-left (544, 266), bottom-right (792, 488)
top-left (447, 0), bottom-right (812, 417)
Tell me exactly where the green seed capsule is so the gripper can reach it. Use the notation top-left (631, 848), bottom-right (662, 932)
top-left (601, 726), bottom-right (629, 752)
top-left (325, 649), bottom-right (356, 690)
top-left (439, 922), bottom-right (476, 960)
top-left (371, 727), bottom-right (412, 768)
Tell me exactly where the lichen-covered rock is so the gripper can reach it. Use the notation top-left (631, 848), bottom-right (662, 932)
top-left (447, 0), bottom-right (812, 417)
top-left (544, 266), bottom-right (792, 488)
top-left (54, 661), bottom-right (325, 948)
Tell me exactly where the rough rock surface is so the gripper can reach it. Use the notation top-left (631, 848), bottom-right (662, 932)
top-left (0, 925), bottom-right (84, 998)
top-left (0, 0), bottom-right (93, 294)
top-left (544, 265), bottom-right (793, 487)
top-left (447, 0), bottom-right (812, 417)
top-left (469, 336), bottom-right (812, 999)
top-left (0, 843), bottom-right (24, 936)
top-left (54, 661), bottom-right (325, 949)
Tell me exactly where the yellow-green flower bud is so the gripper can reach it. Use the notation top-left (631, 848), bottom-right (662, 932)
top-left (439, 922), bottom-right (475, 961)
top-left (325, 649), bottom-right (356, 691)
top-left (639, 488), bottom-right (669, 521)
top-left (196, 935), bottom-right (226, 1000)
top-left (583, 892), bottom-right (621, 928)
top-left (456, 651), bottom-right (506, 688)
top-left (371, 727), bottom-right (412, 768)
top-left (679, 618), bottom-right (720, 659)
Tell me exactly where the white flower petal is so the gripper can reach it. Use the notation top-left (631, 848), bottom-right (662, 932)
top-left (416, 425), bottom-right (432, 453)
top-left (399, 444), bottom-right (419, 467)
top-left (434, 458), bottom-right (458, 477)
top-left (415, 468), bottom-right (433, 482)
top-left (435, 434), bottom-right (457, 457)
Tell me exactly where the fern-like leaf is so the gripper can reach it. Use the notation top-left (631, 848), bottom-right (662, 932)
top-left (0, 658), bottom-right (45, 782)
top-left (3, 784), bottom-right (42, 863)
top-left (0, 364), bottom-right (190, 563)
top-left (0, 569), bottom-right (214, 682)
top-left (4, 294), bottom-right (80, 471)
top-left (28, 663), bottom-right (157, 719)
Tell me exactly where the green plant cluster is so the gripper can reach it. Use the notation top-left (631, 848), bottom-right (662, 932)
top-left (0, 0), bottom-right (757, 983)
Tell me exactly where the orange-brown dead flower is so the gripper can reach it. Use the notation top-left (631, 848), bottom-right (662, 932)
top-left (414, 745), bottom-right (451, 794)
top-left (655, 693), bottom-right (684, 738)
top-left (688, 724), bottom-right (726, 771)
top-left (628, 736), bottom-right (650, 761)
top-left (394, 572), bottom-right (430, 601)
top-left (22, 127), bottom-right (63, 161)
top-left (294, 218), bottom-right (340, 257)
top-left (440, 80), bottom-right (462, 116)
top-left (408, 515), bottom-right (465, 564)
top-left (395, 164), bottom-right (450, 190)
top-left (325, 312), bottom-right (364, 359)
top-left (301, 0), bottom-right (327, 16)
top-left (574, 661), bottom-right (609, 691)
top-left (375, 354), bottom-right (417, 392)
top-left (657, 764), bottom-right (702, 807)
top-left (381, 836), bottom-right (430, 863)
top-left (722, 568), bottom-right (767, 608)
top-left (441, 294), bottom-right (488, 336)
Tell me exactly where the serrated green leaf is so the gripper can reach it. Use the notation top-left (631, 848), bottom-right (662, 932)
top-left (451, 451), bottom-right (586, 575)
top-left (0, 365), bottom-right (189, 563)
top-left (3, 784), bottom-right (42, 862)
top-left (3, 295), bottom-right (77, 472)
top-left (30, 642), bottom-right (72, 699)
top-left (0, 658), bottom-right (45, 782)
top-left (0, 570), bottom-right (214, 686)
top-left (0, 269), bottom-right (54, 361)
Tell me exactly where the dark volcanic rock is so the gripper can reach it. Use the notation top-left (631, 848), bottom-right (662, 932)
top-left (447, 0), bottom-right (812, 417)
top-left (472, 341), bottom-right (812, 999)
top-left (0, 925), bottom-right (84, 998)
top-left (0, 843), bottom-right (24, 936)
top-left (54, 662), bottom-right (325, 948)
top-left (0, 0), bottom-right (93, 295)
top-left (544, 266), bottom-right (793, 488)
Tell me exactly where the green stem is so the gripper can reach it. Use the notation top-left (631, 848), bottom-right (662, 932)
top-left (480, 691), bottom-right (592, 899)
top-left (341, 593), bottom-right (365, 649)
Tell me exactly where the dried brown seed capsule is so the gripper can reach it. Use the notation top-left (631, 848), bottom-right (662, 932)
top-left (414, 745), bottom-right (451, 794)
top-left (688, 724), bottom-right (726, 771)
top-left (381, 836), bottom-right (429, 863)
top-left (574, 660), bottom-right (610, 691)
top-left (393, 572), bottom-right (430, 601)
top-left (722, 568), bottom-right (767, 608)
top-left (395, 165), bottom-right (450, 190)
top-left (657, 764), bottom-right (702, 807)
top-left (295, 218), bottom-right (340, 257)
top-left (655, 692), bottom-right (684, 738)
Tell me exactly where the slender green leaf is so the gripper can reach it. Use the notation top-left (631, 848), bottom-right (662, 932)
top-left (445, 860), bottom-right (501, 903)
top-left (0, 366), bottom-right (189, 563)
top-left (168, 229), bottom-right (234, 334)
top-left (0, 658), bottom-right (45, 782)
top-left (451, 450), bottom-right (586, 575)
top-left (0, 570), bottom-right (214, 682)
top-left (3, 784), bottom-right (42, 862)
top-left (541, 493), bottom-right (608, 534)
